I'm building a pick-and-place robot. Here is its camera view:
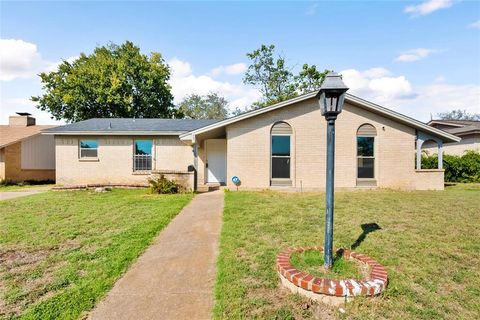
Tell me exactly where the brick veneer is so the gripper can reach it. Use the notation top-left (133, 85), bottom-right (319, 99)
top-left (276, 247), bottom-right (388, 297)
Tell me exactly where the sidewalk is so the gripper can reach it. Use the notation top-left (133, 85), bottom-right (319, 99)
top-left (0, 186), bottom-right (52, 201)
top-left (88, 190), bottom-right (224, 320)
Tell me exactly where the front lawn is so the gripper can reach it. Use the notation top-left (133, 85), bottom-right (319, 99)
top-left (215, 186), bottom-right (480, 319)
top-left (0, 189), bottom-right (192, 320)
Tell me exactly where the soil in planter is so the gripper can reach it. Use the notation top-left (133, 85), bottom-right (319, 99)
top-left (290, 249), bottom-right (369, 280)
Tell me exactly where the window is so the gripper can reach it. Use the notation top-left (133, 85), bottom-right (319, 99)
top-left (271, 122), bottom-right (292, 184)
top-left (357, 137), bottom-right (374, 178)
top-left (272, 135), bottom-right (291, 178)
top-left (356, 124), bottom-right (376, 179)
top-left (79, 140), bottom-right (98, 158)
top-left (134, 140), bottom-right (153, 171)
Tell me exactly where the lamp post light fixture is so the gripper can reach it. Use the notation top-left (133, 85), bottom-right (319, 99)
top-left (317, 72), bottom-right (349, 269)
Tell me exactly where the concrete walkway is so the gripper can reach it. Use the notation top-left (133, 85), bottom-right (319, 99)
top-left (89, 190), bottom-right (224, 320)
top-left (0, 186), bottom-right (52, 201)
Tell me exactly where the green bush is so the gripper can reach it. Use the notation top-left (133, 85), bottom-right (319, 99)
top-left (148, 175), bottom-right (183, 194)
top-left (421, 150), bottom-right (480, 183)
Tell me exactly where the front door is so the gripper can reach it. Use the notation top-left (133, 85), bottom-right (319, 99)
top-left (206, 139), bottom-right (226, 183)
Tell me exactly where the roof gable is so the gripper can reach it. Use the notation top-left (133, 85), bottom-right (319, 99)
top-left (179, 92), bottom-right (460, 143)
top-left (0, 125), bottom-right (56, 148)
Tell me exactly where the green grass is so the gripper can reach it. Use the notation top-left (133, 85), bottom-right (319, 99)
top-left (214, 185), bottom-right (480, 319)
top-left (0, 189), bottom-right (192, 320)
top-left (290, 250), bottom-right (365, 280)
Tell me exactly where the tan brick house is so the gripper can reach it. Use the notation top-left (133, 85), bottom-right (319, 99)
top-left (0, 113), bottom-right (56, 182)
top-left (43, 93), bottom-right (459, 190)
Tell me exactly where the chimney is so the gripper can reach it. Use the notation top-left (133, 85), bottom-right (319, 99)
top-left (9, 112), bottom-right (36, 127)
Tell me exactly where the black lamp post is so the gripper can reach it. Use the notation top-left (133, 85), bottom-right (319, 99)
top-left (317, 72), bottom-right (349, 269)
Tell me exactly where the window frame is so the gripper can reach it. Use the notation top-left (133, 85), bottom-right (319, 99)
top-left (271, 134), bottom-right (291, 180)
top-left (356, 136), bottom-right (375, 179)
top-left (78, 139), bottom-right (99, 159)
top-left (133, 139), bottom-right (154, 172)
top-left (356, 128), bottom-right (377, 186)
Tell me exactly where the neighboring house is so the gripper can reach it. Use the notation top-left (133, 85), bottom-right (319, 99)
top-left (0, 113), bottom-right (56, 182)
top-left (43, 93), bottom-right (459, 190)
top-left (422, 120), bottom-right (480, 155)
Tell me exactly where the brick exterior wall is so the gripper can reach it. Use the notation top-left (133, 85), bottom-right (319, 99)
top-left (55, 135), bottom-right (194, 186)
top-left (2, 142), bottom-right (55, 182)
top-left (212, 97), bottom-right (443, 190)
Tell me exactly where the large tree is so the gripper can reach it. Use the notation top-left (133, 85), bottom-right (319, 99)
top-left (294, 64), bottom-right (330, 94)
top-left (177, 93), bottom-right (229, 120)
top-left (32, 41), bottom-right (175, 122)
top-left (243, 44), bottom-right (329, 108)
top-left (243, 44), bottom-right (296, 108)
top-left (436, 109), bottom-right (480, 121)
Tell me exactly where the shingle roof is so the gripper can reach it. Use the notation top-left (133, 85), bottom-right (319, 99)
top-left (427, 120), bottom-right (480, 136)
top-left (0, 125), bottom-right (56, 148)
top-left (42, 118), bottom-right (220, 134)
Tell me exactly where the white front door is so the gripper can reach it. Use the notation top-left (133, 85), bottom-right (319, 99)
top-left (206, 139), bottom-right (226, 183)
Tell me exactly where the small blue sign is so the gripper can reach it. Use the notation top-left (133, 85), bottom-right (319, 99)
top-left (231, 176), bottom-right (241, 186)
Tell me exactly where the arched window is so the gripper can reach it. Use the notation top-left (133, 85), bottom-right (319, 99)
top-left (357, 124), bottom-right (376, 180)
top-left (271, 122), bottom-right (293, 186)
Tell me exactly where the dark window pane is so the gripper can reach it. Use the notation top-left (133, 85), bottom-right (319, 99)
top-left (80, 149), bottom-right (97, 158)
top-left (80, 140), bottom-right (98, 149)
top-left (272, 157), bottom-right (290, 178)
top-left (357, 158), bottom-right (374, 178)
top-left (357, 137), bottom-right (374, 156)
top-left (272, 136), bottom-right (290, 156)
top-left (135, 140), bottom-right (153, 155)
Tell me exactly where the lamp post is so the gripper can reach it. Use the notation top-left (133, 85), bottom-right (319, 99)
top-left (317, 72), bottom-right (349, 269)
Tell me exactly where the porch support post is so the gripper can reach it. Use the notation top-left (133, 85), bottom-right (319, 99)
top-left (416, 135), bottom-right (424, 170)
top-left (193, 143), bottom-right (198, 171)
top-left (438, 141), bottom-right (443, 169)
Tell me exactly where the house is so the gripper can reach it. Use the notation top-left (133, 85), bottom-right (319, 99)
top-left (0, 113), bottom-right (56, 182)
top-left (42, 92), bottom-right (460, 191)
top-left (422, 120), bottom-right (479, 155)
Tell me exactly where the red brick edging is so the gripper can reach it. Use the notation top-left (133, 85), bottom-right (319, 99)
top-left (276, 246), bottom-right (388, 297)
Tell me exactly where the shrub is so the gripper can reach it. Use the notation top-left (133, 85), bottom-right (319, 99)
top-left (148, 175), bottom-right (182, 194)
top-left (421, 150), bottom-right (480, 183)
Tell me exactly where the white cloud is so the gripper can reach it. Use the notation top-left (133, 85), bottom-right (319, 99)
top-left (404, 0), bottom-right (454, 16)
top-left (168, 58), bottom-right (260, 112)
top-left (0, 39), bottom-right (45, 81)
top-left (433, 75), bottom-right (446, 83)
top-left (210, 63), bottom-right (247, 77)
top-left (395, 48), bottom-right (435, 62)
top-left (340, 68), bottom-right (414, 102)
top-left (468, 20), bottom-right (480, 29)
top-left (340, 67), bottom-right (480, 121)
top-left (0, 39), bottom-right (77, 81)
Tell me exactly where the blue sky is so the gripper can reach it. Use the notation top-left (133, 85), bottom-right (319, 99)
top-left (1, 0), bottom-right (479, 124)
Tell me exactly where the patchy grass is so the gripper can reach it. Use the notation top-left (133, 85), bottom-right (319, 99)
top-left (0, 184), bottom-right (54, 192)
top-left (0, 189), bottom-right (192, 320)
top-left (214, 186), bottom-right (480, 319)
top-left (290, 250), bottom-right (366, 280)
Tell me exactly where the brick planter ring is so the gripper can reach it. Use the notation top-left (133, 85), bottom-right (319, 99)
top-left (276, 247), bottom-right (387, 301)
